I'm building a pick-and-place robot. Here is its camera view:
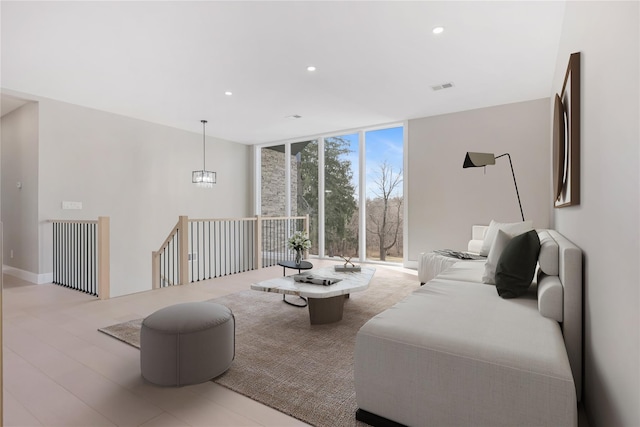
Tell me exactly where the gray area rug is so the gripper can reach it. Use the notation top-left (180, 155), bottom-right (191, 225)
top-left (99, 268), bottom-right (418, 427)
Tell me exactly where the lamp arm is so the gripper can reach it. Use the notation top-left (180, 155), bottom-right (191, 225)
top-left (495, 153), bottom-right (525, 221)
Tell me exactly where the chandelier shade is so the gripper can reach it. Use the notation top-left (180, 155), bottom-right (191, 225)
top-left (192, 119), bottom-right (216, 188)
top-left (192, 170), bottom-right (216, 188)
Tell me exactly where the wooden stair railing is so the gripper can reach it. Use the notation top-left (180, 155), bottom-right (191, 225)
top-left (152, 216), bottom-right (185, 289)
top-left (152, 215), bottom-right (309, 289)
top-left (49, 216), bottom-right (110, 299)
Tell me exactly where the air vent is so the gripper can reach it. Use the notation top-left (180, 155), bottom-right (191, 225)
top-left (431, 82), bottom-right (455, 91)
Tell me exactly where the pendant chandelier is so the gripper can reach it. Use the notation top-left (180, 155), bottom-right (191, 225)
top-left (192, 119), bottom-right (216, 188)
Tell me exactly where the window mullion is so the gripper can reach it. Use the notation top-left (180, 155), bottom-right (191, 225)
top-left (254, 145), bottom-right (261, 215)
top-left (318, 137), bottom-right (325, 258)
top-left (285, 143), bottom-right (291, 217)
top-left (358, 130), bottom-right (366, 262)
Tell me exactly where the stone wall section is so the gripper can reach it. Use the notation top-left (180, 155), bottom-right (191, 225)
top-left (261, 147), bottom-right (298, 216)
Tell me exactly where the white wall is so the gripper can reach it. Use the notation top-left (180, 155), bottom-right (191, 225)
top-left (1, 102), bottom-right (39, 274)
top-left (551, 2), bottom-right (639, 426)
top-left (2, 94), bottom-right (251, 297)
top-left (407, 98), bottom-right (551, 260)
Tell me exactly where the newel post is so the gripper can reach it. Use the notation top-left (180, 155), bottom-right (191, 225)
top-left (151, 251), bottom-right (160, 289)
top-left (178, 215), bottom-right (189, 285)
top-left (97, 216), bottom-right (110, 300)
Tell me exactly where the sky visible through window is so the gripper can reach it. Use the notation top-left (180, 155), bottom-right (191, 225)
top-left (341, 126), bottom-right (403, 199)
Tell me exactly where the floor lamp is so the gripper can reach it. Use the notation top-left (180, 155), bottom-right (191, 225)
top-left (463, 152), bottom-right (525, 221)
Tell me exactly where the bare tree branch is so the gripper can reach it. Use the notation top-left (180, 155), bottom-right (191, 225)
top-left (367, 160), bottom-right (403, 261)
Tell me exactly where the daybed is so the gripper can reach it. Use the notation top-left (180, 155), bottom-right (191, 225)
top-left (354, 226), bottom-right (582, 427)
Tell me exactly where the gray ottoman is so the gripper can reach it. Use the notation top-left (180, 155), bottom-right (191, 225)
top-left (140, 302), bottom-right (235, 386)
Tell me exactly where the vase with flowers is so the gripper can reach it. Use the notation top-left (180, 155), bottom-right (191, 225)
top-left (287, 231), bottom-right (311, 265)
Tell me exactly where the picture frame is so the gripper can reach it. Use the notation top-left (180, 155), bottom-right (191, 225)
top-left (553, 52), bottom-right (580, 208)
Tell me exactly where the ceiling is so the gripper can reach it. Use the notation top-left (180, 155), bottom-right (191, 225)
top-left (1, 1), bottom-right (566, 145)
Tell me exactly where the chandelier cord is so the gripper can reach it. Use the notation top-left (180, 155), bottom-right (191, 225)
top-left (201, 119), bottom-right (207, 171)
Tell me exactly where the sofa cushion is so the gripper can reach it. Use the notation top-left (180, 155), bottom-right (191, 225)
top-left (482, 229), bottom-right (511, 284)
top-left (479, 220), bottom-right (534, 256)
top-left (418, 252), bottom-right (460, 284)
top-left (538, 273), bottom-right (564, 322)
top-left (537, 230), bottom-right (559, 276)
top-left (355, 278), bottom-right (577, 427)
top-left (435, 259), bottom-right (485, 283)
top-left (495, 230), bottom-right (541, 298)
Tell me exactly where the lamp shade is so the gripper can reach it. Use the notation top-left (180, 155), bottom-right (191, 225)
top-left (463, 152), bottom-right (496, 168)
top-left (462, 151), bottom-right (525, 221)
top-left (192, 119), bottom-right (216, 188)
top-left (192, 170), bottom-right (216, 187)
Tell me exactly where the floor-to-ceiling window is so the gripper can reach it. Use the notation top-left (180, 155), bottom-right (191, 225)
top-left (365, 127), bottom-right (404, 262)
top-left (256, 124), bottom-right (404, 264)
top-left (324, 134), bottom-right (358, 258)
top-left (292, 140), bottom-right (319, 255)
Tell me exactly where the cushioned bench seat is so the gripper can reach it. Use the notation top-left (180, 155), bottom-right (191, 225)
top-left (140, 302), bottom-right (235, 386)
top-left (428, 258), bottom-right (485, 283)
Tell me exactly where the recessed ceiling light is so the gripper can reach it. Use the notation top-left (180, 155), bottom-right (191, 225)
top-left (307, 66), bottom-right (316, 72)
top-left (224, 91), bottom-right (233, 96)
top-left (432, 26), bottom-right (444, 34)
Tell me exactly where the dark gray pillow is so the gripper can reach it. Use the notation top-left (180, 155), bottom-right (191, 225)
top-left (495, 230), bottom-right (541, 299)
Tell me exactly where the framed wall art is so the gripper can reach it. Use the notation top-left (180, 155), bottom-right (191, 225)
top-left (553, 52), bottom-right (580, 208)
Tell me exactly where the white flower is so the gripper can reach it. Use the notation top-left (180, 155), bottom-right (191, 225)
top-left (287, 231), bottom-right (311, 251)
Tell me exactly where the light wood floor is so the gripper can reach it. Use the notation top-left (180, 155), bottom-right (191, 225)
top-left (2, 260), bottom-right (417, 426)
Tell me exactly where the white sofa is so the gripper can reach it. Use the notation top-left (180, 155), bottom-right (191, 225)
top-left (354, 228), bottom-right (582, 427)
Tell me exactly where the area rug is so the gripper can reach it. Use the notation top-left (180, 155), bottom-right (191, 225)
top-left (99, 268), bottom-right (418, 427)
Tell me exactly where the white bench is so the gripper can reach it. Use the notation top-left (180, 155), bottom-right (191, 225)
top-left (418, 225), bottom-right (487, 284)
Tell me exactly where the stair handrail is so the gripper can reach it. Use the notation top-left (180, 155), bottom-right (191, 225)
top-left (152, 216), bottom-right (187, 289)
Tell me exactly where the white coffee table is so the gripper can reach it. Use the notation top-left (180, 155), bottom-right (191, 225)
top-left (251, 266), bottom-right (375, 324)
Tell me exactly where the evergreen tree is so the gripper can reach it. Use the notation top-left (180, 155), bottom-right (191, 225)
top-left (298, 137), bottom-right (358, 256)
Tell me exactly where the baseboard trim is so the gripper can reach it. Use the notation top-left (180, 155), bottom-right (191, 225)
top-left (403, 260), bottom-right (418, 269)
top-left (2, 266), bottom-right (52, 285)
top-left (355, 409), bottom-right (408, 427)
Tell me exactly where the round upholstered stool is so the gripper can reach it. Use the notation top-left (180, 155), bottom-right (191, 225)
top-left (140, 302), bottom-right (235, 386)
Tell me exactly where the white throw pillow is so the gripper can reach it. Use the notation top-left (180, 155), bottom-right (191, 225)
top-left (479, 219), bottom-right (534, 256)
top-left (482, 229), bottom-right (511, 284)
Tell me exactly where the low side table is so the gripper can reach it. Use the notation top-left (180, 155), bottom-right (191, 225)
top-left (277, 260), bottom-right (313, 307)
